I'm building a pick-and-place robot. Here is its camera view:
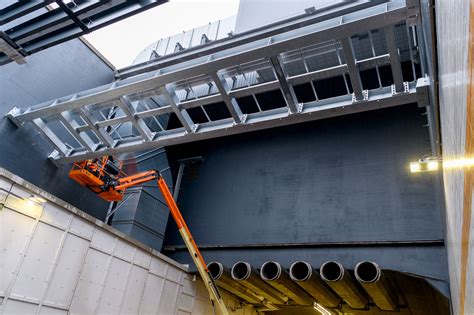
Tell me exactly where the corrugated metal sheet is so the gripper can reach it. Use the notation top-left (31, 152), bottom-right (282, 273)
top-left (235, 0), bottom-right (346, 33)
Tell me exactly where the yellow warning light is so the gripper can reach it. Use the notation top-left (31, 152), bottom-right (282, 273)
top-left (410, 162), bottom-right (422, 173)
top-left (27, 195), bottom-right (47, 204)
top-left (409, 156), bottom-right (440, 173)
top-left (410, 156), bottom-right (474, 173)
top-left (427, 160), bottom-right (439, 171)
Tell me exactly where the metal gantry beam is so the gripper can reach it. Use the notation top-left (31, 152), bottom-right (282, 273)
top-left (116, 0), bottom-right (389, 79)
top-left (6, 0), bottom-right (409, 123)
top-left (47, 83), bottom-right (428, 163)
top-left (5, 0), bottom-right (423, 163)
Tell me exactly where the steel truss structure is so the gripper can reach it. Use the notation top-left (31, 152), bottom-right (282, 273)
top-left (0, 0), bottom-right (167, 65)
top-left (6, 0), bottom-right (430, 164)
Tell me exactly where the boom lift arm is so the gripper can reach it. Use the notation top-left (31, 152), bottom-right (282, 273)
top-left (69, 157), bottom-right (229, 315)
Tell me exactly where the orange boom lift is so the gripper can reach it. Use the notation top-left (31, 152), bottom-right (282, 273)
top-left (69, 156), bottom-right (229, 315)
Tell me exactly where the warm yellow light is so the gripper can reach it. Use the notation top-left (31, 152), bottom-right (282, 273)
top-left (427, 161), bottom-right (439, 171)
top-left (442, 158), bottom-right (474, 169)
top-left (410, 162), bottom-right (422, 173)
top-left (25, 199), bottom-right (36, 207)
top-left (27, 195), bottom-right (47, 204)
top-left (314, 303), bottom-right (332, 315)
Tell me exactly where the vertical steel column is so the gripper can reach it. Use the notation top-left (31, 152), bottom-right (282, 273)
top-left (384, 25), bottom-right (404, 92)
top-left (341, 38), bottom-right (364, 100)
top-left (58, 111), bottom-right (97, 151)
top-left (31, 118), bottom-right (72, 156)
top-left (161, 85), bottom-right (195, 133)
top-left (78, 107), bottom-right (116, 148)
top-left (173, 163), bottom-right (185, 201)
top-left (211, 72), bottom-right (244, 124)
top-left (270, 55), bottom-right (299, 114)
top-left (117, 97), bottom-right (154, 141)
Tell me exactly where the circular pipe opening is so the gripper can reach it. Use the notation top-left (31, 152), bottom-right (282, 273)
top-left (207, 262), bottom-right (223, 280)
top-left (355, 261), bottom-right (381, 283)
top-left (231, 262), bottom-right (251, 280)
top-left (260, 261), bottom-right (282, 281)
top-left (290, 261), bottom-right (312, 281)
top-left (320, 261), bottom-right (344, 282)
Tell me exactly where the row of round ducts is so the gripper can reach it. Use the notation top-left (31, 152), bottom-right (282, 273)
top-left (207, 260), bottom-right (398, 312)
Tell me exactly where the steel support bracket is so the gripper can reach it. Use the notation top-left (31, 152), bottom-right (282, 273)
top-left (416, 76), bottom-right (430, 107)
top-left (47, 150), bottom-right (62, 168)
top-left (391, 82), bottom-right (410, 96)
top-left (351, 90), bottom-right (369, 103)
top-left (406, 0), bottom-right (421, 26)
top-left (297, 103), bottom-right (304, 113)
top-left (0, 38), bottom-right (26, 65)
top-left (5, 107), bottom-right (22, 127)
top-left (234, 114), bottom-right (248, 125)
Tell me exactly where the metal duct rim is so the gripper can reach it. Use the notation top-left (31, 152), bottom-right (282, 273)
top-left (289, 261), bottom-right (313, 281)
top-left (231, 261), bottom-right (252, 280)
top-left (260, 261), bottom-right (283, 281)
top-left (207, 261), bottom-right (224, 280)
top-left (354, 261), bottom-right (382, 283)
top-left (320, 261), bottom-right (345, 282)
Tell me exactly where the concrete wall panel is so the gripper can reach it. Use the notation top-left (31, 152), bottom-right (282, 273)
top-left (0, 167), bottom-right (255, 315)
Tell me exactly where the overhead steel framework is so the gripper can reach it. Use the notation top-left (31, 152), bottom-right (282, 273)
top-left (0, 0), bottom-right (167, 65)
top-left (6, 0), bottom-right (430, 164)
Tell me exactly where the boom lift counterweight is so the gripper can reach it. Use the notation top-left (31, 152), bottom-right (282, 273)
top-left (69, 156), bottom-right (229, 315)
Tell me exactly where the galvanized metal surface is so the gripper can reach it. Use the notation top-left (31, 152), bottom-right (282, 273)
top-left (6, 0), bottom-right (426, 164)
top-left (132, 16), bottom-right (237, 65)
top-left (259, 261), bottom-right (314, 305)
top-left (211, 261), bottom-right (448, 314)
top-left (320, 261), bottom-right (368, 309)
top-left (289, 261), bottom-right (341, 307)
top-left (234, 0), bottom-right (367, 34)
top-left (354, 261), bottom-right (398, 311)
top-left (0, 167), bottom-right (256, 315)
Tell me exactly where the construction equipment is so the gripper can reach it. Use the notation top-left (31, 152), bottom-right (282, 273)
top-left (69, 156), bottom-right (229, 315)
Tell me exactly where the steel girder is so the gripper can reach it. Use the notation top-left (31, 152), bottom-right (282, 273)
top-left (0, 0), bottom-right (167, 65)
top-left (6, 0), bottom-right (429, 164)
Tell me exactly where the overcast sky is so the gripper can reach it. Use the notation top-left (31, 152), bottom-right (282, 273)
top-left (84, 0), bottom-right (240, 69)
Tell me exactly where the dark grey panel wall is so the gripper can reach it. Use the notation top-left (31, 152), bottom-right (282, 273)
top-left (163, 104), bottom-right (448, 281)
top-left (0, 38), bottom-right (114, 219)
top-left (111, 150), bottom-right (174, 250)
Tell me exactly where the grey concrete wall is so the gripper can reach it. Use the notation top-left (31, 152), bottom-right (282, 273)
top-left (0, 38), bottom-right (115, 219)
top-left (163, 104), bottom-right (449, 286)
